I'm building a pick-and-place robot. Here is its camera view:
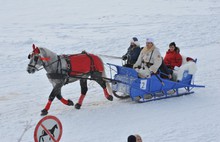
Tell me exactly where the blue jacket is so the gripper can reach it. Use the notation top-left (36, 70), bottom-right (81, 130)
top-left (124, 46), bottom-right (141, 65)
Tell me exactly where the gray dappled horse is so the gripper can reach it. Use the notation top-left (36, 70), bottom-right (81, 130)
top-left (27, 44), bottom-right (113, 116)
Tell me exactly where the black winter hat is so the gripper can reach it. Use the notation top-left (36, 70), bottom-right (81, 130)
top-left (127, 135), bottom-right (136, 142)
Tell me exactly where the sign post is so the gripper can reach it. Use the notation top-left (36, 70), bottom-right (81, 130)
top-left (34, 115), bottom-right (63, 142)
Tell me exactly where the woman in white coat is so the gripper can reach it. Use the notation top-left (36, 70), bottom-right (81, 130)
top-left (133, 38), bottom-right (164, 78)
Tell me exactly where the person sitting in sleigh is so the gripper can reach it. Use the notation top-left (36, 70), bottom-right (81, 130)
top-left (122, 37), bottom-right (141, 68)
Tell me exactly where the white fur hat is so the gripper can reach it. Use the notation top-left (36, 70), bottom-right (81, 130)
top-left (131, 37), bottom-right (140, 46)
top-left (146, 38), bottom-right (154, 43)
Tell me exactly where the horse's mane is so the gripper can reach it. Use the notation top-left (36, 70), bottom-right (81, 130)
top-left (39, 47), bottom-right (58, 60)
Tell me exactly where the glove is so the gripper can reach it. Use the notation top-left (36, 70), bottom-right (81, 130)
top-left (168, 74), bottom-right (172, 79)
top-left (135, 68), bottom-right (139, 72)
top-left (122, 55), bottom-right (127, 60)
top-left (174, 66), bottom-right (179, 70)
top-left (138, 68), bottom-right (151, 78)
top-left (151, 71), bottom-right (154, 74)
top-left (147, 68), bottom-right (153, 74)
top-left (134, 66), bottom-right (141, 69)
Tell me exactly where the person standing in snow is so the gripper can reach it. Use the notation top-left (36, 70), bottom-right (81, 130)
top-left (164, 42), bottom-right (182, 70)
top-left (122, 37), bottom-right (141, 68)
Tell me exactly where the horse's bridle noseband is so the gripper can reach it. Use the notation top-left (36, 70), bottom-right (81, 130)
top-left (28, 64), bottom-right (39, 70)
top-left (28, 54), bottom-right (63, 72)
top-left (28, 54), bottom-right (45, 71)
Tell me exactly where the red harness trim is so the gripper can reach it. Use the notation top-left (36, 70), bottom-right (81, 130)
top-left (40, 57), bottom-right (51, 61)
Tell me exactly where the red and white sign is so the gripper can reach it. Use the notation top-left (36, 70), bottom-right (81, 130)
top-left (34, 115), bottom-right (63, 142)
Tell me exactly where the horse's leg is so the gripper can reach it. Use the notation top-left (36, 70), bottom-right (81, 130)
top-left (56, 90), bottom-right (74, 106)
top-left (41, 83), bottom-right (73, 116)
top-left (39, 134), bottom-right (45, 142)
top-left (40, 130), bottom-right (47, 142)
top-left (39, 135), bottom-right (42, 142)
top-left (75, 79), bottom-right (88, 109)
top-left (97, 79), bottom-right (113, 101)
top-left (93, 72), bottom-right (113, 101)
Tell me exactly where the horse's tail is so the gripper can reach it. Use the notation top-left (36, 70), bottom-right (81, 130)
top-left (102, 69), bottom-right (113, 95)
top-left (98, 56), bottom-right (112, 95)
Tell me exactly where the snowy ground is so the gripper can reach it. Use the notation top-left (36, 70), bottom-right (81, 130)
top-left (0, 0), bottom-right (220, 141)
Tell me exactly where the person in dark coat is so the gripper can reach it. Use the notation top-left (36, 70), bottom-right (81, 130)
top-left (164, 42), bottom-right (182, 70)
top-left (122, 37), bottom-right (141, 68)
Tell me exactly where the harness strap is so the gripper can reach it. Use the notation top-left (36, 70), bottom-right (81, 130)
top-left (142, 50), bottom-right (154, 68)
top-left (63, 55), bottom-right (82, 75)
top-left (47, 73), bottom-right (67, 79)
top-left (56, 56), bottom-right (60, 73)
top-left (148, 50), bottom-right (154, 64)
top-left (81, 51), bottom-right (96, 72)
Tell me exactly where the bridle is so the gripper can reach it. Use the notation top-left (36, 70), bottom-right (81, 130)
top-left (28, 45), bottom-right (56, 71)
top-left (28, 53), bottom-right (61, 71)
top-left (27, 53), bottom-right (42, 71)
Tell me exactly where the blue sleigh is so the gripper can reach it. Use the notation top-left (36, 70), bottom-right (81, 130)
top-left (107, 63), bottom-right (205, 102)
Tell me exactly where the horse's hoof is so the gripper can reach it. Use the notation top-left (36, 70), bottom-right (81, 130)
top-left (75, 103), bottom-right (81, 109)
top-left (67, 99), bottom-right (74, 106)
top-left (107, 95), bottom-right (113, 101)
top-left (41, 109), bottom-right (48, 116)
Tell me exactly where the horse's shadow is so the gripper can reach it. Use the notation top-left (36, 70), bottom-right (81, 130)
top-left (39, 124), bottom-right (58, 142)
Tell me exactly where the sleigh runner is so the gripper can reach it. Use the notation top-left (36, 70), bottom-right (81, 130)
top-left (107, 62), bottom-right (205, 102)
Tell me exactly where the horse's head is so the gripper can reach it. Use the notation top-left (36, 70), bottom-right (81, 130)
top-left (27, 44), bottom-right (49, 74)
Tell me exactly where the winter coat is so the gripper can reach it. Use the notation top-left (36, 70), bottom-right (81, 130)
top-left (133, 45), bottom-right (162, 73)
top-left (164, 49), bottom-right (182, 70)
top-left (123, 45), bottom-right (141, 65)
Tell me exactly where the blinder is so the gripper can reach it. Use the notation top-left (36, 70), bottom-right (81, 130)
top-left (34, 55), bottom-right (39, 62)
